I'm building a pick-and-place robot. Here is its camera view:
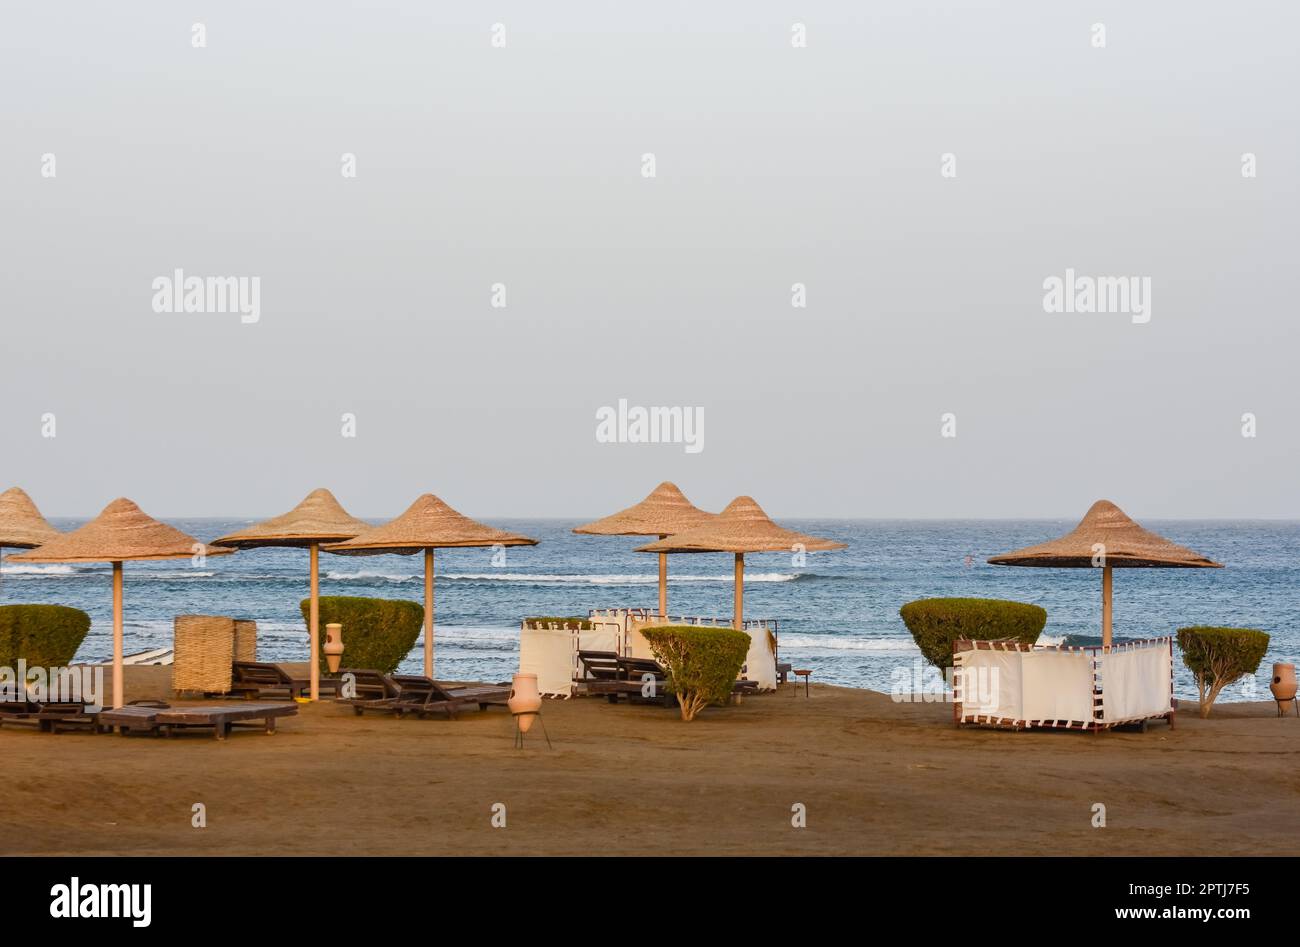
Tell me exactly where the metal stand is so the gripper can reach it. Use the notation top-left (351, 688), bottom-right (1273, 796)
top-left (513, 711), bottom-right (551, 749)
top-left (1275, 697), bottom-right (1298, 717)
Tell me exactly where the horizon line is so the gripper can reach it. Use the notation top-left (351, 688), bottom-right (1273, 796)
top-left (39, 513), bottom-right (1300, 523)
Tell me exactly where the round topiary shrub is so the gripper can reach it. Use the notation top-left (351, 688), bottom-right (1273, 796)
top-left (1176, 626), bottom-right (1270, 718)
top-left (640, 625), bottom-right (751, 721)
top-left (899, 597), bottom-right (1047, 672)
top-left (300, 596), bottom-right (424, 676)
top-left (0, 604), bottom-right (91, 667)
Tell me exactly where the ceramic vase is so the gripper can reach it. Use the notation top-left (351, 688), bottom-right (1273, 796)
top-left (509, 672), bottom-right (542, 732)
top-left (324, 623), bottom-right (344, 673)
top-left (1270, 662), bottom-right (1297, 701)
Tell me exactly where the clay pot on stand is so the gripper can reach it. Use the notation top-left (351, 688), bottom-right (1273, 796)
top-left (324, 623), bottom-right (344, 674)
top-left (508, 672), bottom-right (547, 747)
top-left (1270, 662), bottom-right (1297, 716)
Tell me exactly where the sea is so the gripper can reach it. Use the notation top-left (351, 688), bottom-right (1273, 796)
top-left (2, 519), bottom-right (1295, 703)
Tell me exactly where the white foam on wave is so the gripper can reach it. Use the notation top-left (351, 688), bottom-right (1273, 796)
top-left (0, 563), bottom-right (80, 576)
top-left (324, 570), bottom-right (800, 585)
top-left (778, 634), bottom-right (918, 652)
top-left (439, 572), bottom-right (797, 585)
top-left (325, 570), bottom-right (418, 582)
top-left (0, 564), bottom-right (214, 578)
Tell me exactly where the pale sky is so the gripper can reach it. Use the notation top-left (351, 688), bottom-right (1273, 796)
top-left (2, 2), bottom-right (1297, 519)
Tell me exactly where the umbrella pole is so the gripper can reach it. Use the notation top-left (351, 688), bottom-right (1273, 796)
top-left (309, 542), bottom-right (320, 701)
top-left (1101, 565), bottom-right (1113, 651)
top-left (733, 553), bottom-right (744, 629)
top-left (112, 561), bottom-right (124, 709)
top-left (424, 547), bottom-right (434, 678)
top-left (658, 539), bottom-right (668, 619)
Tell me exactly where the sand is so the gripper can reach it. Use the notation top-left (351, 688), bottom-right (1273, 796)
top-left (1, 665), bottom-right (1297, 856)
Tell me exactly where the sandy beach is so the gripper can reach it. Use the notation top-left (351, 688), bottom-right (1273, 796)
top-left (1, 664), bottom-right (1296, 857)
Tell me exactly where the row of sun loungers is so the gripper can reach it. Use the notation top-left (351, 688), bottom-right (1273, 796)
top-left (219, 663), bottom-right (511, 716)
top-left (0, 653), bottom-right (741, 736)
top-left (0, 663), bottom-right (512, 737)
top-left (0, 695), bottom-right (297, 739)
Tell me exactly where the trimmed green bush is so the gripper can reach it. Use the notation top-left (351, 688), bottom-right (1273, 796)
top-left (300, 596), bottom-right (423, 676)
top-left (522, 616), bottom-right (593, 630)
top-left (899, 598), bottom-right (1047, 672)
top-left (1176, 626), bottom-right (1269, 718)
top-left (640, 625), bottom-right (751, 722)
top-left (0, 604), bottom-right (91, 667)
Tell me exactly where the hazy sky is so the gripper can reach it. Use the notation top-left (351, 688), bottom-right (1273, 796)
top-left (3, 2), bottom-right (1297, 519)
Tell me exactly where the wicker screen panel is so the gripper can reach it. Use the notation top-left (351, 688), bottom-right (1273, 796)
top-left (232, 619), bottom-right (258, 663)
top-left (172, 615), bottom-right (237, 694)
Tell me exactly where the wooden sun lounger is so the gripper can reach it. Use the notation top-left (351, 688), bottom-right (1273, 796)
top-left (0, 699), bottom-right (100, 733)
top-left (226, 661), bottom-right (339, 700)
top-left (335, 668), bottom-right (420, 713)
top-left (98, 701), bottom-right (297, 739)
top-left (576, 650), bottom-right (622, 681)
top-left (336, 669), bottom-right (508, 719)
top-left (576, 653), bottom-right (675, 705)
top-left (391, 675), bottom-right (510, 709)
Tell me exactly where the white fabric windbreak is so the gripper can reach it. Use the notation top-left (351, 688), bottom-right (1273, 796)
top-left (742, 627), bottom-right (777, 691)
top-left (1100, 643), bottom-right (1172, 722)
top-left (578, 625), bottom-right (618, 656)
top-left (518, 627), bottom-right (575, 697)
top-left (1020, 650), bottom-right (1095, 722)
top-left (625, 624), bottom-right (656, 660)
top-left (957, 648), bottom-right (1022, 720)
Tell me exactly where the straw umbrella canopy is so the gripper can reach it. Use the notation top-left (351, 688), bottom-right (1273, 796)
top-left (322, 494), bottom-right (537, 678)
top-left (211, 488), bottom-right (369, 700)
top-left (0, 487), bottom-right (61, 593)
top-left (573, 482), bottom-right (715, 618)
top-left (10, 498), bottom-right (231, 708)
top-left (987, 499), bottom-right (1222, 649)
top-left (637, 496), bottom-right (846, 630)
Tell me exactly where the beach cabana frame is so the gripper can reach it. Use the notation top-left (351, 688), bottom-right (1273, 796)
top-left (952, 637), bottom-right (1176, 733)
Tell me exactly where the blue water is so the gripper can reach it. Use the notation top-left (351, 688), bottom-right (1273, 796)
top-left (2, 519), bottom-right (1295, 702)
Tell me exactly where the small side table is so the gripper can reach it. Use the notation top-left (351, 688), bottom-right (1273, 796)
top-left (793, 669), bottom-right (812, 698)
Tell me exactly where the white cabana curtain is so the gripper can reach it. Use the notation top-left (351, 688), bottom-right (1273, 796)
top-left (740, 627), bottom-right (777, 691)
top-left (1020, 650), bottom-right (1095, 722)
top-left (1100, 643), bottom-right (1172, 722)
top-left (957, 648), bottom-right (1023, 721)
top-left (518, 626), bottom-right (574, 697)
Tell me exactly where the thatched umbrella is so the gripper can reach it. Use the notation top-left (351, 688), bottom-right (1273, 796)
top-left (988, 499), bottom-right (1222, 648)
top-left (574, 482), bottom-right (715, 618)
top-left (323, 494), bottom-right (537, 678)
top-left (0, 487), bottom-right (61, 593)
top-left (212, 488), bottom-right (369, 700)
top-left (11, 498), bottom-right (231, 708)
top-left (637, 496), bottom-right (846, 630)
